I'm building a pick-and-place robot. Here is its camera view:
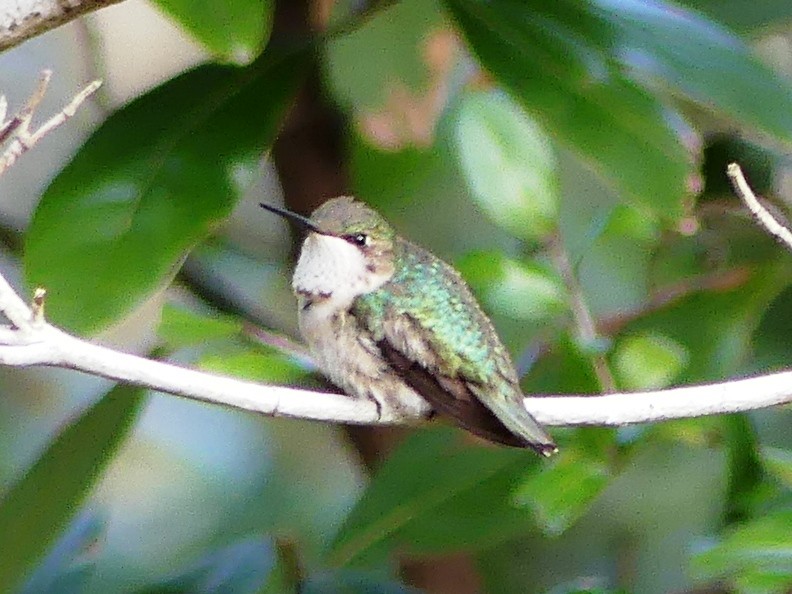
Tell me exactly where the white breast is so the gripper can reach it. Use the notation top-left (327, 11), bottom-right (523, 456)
top-left (293, 233), bottom-right (389, 309)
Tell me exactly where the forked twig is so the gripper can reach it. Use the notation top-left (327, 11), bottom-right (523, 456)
top-left (0, 71), bottom-right (101, 176)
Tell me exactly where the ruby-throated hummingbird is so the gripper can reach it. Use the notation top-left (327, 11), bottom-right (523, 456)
top-left (261, 197), bottom-right (557, 456)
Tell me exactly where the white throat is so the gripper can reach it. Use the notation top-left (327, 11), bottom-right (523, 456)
top-left (293, 233), bottom-right (391, 309)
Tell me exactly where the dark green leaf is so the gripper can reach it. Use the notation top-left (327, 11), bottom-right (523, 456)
top-left (513, 449), bottom-right (611, 537)
top-left (152, 0), bottom-right (273, 64)
top-left (589, 0), bottom-right (792, 143)
top-left (135, 537), bottom-right (275, 594)
top-left (328, 428), bottom-right (534, 565)
top-left (722, 415), bottom-right (768, 526)
top-left (678, 0), bottom-right (792, 33)
top-left (0, 385), bottom-right (145, 591)
top-left (25, 49), bottom-right (309, 334)
top-left (691, 510), bottom-right (792, 591)
top-left (443, 0), bottom-right (697, 218)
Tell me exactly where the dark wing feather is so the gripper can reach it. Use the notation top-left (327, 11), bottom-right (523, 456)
top-left (377, 339), bottom-right (535, 449)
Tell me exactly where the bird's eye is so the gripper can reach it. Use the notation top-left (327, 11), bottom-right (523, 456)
top-left (345, 233), bottom-right (369, 247)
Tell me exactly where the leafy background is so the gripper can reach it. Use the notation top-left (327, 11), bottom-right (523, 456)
top-left (2, 0), bottom-right (792, 592)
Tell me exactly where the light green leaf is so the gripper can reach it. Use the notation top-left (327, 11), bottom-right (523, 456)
top-left (612, 332), bottom-right (689, 390)
top-left (458, 251), bottom-right (567, 323)
top-left (158, 303), bottom-right (242, 349)
top-left (453, 91), bottom-right (559, 240)
top-left (513, 450), bottom-right (610, 537)
top-left (152, 0), bottom-right (273, 65)
top-left (691, 510), bottom-right (792, 593)
top-left (443, 0), bottom-right (697, 218)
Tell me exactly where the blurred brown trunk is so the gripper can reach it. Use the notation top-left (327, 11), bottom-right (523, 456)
top-left (269, 2), bottom-right (482, 593)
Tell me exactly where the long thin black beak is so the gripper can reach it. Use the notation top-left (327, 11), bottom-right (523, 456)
top-left (260, 203), bottom-right (323, 234)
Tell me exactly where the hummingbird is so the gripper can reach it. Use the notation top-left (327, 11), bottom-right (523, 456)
top-left (261, 197), bottom-right (557, 456)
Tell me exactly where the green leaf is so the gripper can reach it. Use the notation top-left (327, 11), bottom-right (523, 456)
top-left (443, 0), bottom-right (696, 218)
top-left (328, 428), bottom-right (533, 565)
top-left (152, 0), bottom-right (273, 64)
top-left (612, 332), bottom-right (689, 390)
top-left (513, 449), bottom-right (611, 537)
top-left (20, 512), bottom-right (102, 594)
top-left (458, 251), bottom-right (567, 323)
top-left (590, 0), bottom-right (792, 143)
top-left (158, 303), bottom-right (242, 349)
top-left (0, 385), bottom-right (145, 591)
top-left (325, 0), bottom-right (445, 111)
top-left (198, 349), bottom-right (309, 384)
top-left (452, 91), bottom-right (559, 240)
top-left (691, 510), bottom-right (792, 592)
top-left (25, 49), bottom-right (309, 334)
top-left (722, 415), bottom-right (768, 526)
top-left (762, 447), bottom-right (792, 488)
top-left (678, 0), bottom-right (792, 31)
top-left (135, 537), bottom-right (276, 594)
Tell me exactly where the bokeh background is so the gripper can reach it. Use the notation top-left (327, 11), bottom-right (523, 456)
top-left (3, 1), bottom-right (792, 593)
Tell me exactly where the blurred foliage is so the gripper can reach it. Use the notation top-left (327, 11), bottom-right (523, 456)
top-left (5, 0), bottom-right (792, 592)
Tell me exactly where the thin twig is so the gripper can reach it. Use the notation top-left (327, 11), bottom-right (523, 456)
top-left (550, 237), bottom-right (617, 393)
top-left (0, 73), bottom-right (101, 176)
top-left (727, 162), bottom-right (792, 250)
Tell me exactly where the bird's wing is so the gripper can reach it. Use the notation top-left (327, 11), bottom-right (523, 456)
top-left (353, 242), bottom-right (555, 455)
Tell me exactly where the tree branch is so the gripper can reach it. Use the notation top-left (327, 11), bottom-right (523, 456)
top-left (0, 71), bottom-right (100, 175)
top-left (727, 162), bottom-right (792, 250)
top-left (0, 0), bottom-right (124, 52)
top-left (3, 77), bottom-right (792, 434)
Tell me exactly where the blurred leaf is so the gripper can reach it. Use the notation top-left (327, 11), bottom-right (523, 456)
top-left (152, 0), bottom-right (272, 64)
top-left (326, 0), bottom-right (444, 108)
top-left (0, 384), bottom-right (145, 592)
top-left (691, 510), bottom-right (792, 592)
top-left (513, 449), bottom-right (611, 537)
top-left (136, 537), bottom-right (276, 594)
top-left (612, 332), bottom-right (689, 390)
top-left (722, 415), bottom-right (768, 526)
top-left (458, 251), bottom-right (567, 323)
top-left (524, 334), bottom-right (601, 395)
top-left (25, 49), bottom-right (309, 334)
top-left (545, 583), bottom-right (630, 594)
top-left (762, 447), bottom-right (792, 488)
top-left (452, 91), bottom-right (558, 240)
top-left (678, 0), bottom-right (792, 33)
top-left (20, 511), bottom-right (103, 594)
top-left (198, 348), bottom-right (309, 384)
top-left (302, 571), bottom-right (424, 594)
top-left (328, 428), bottom-right (534, 565)
top-left (592, 0), bottom-right (792, 141)
top-left (443, 0), bottom-right (696, 218)
top-left (158, 303), bottom-right (242, 349)
top-left (621, 263), bottom-right (786, 382)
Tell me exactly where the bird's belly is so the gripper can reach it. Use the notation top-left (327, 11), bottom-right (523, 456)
top-left (298, 301), bottom-right (432, 421)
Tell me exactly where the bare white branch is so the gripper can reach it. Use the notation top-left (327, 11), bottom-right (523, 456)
top-left (0, 316), bottom-right (789, 429)
top-left (0, 72), bottom-right (101, 176)
top-left (0, 0), bottom-right (125, 52)
top-left (727, 162), bottom-right (792, 250)
top-left (0, 80), bottom-right (789, 438)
